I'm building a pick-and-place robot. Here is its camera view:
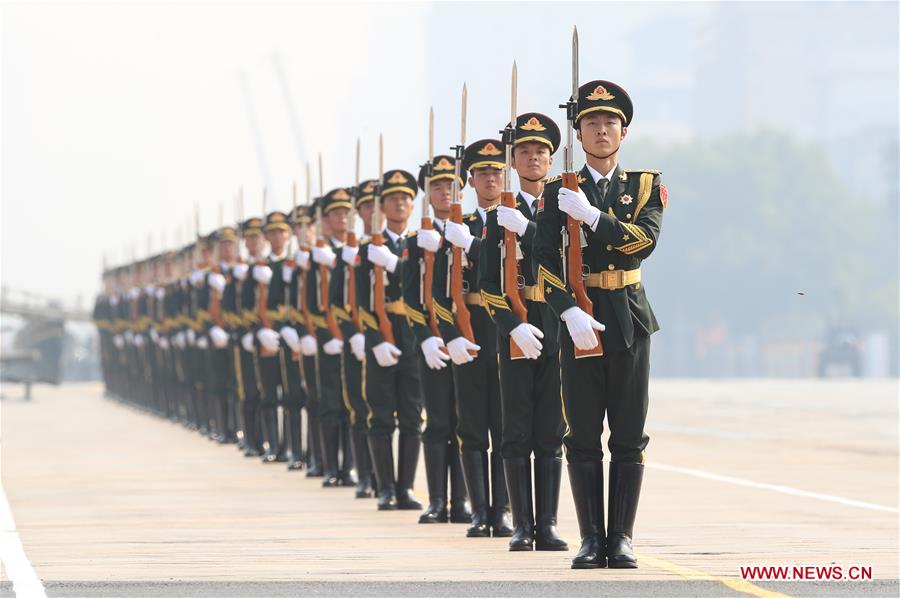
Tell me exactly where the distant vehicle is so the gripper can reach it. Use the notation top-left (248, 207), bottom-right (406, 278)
top-left (817, 328), bottom-right (861, 378)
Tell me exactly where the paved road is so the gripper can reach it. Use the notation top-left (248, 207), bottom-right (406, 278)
top-left (2, 380), bottom-right (897, 597)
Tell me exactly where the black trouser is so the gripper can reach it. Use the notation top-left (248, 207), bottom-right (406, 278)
top-left (282, 349), bottom-right (306, 411)
top-left (258, 351), bottom-right (284, 408)
top-left (341, 343), bottom-right (369, 432)
top-left (497, 317), bottom-right (564, 459)
top-left (560, 332), bottom-right (651, 464)
top-left (301, 354), bottom-right (319, 417)
top-left (317, 347), bottom-right (345, 429)
top-left (364, 314), bottom-right (422, 437)
top-left (418, 352), bottom-right (457, 445)
top-left (452, 306), bottom-right (501, 453)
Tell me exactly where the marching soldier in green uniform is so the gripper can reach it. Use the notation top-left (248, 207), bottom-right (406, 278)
top-left (433, 139), bottom-right (512, 538)
top-left (403, 156), bottom-right (470, 524)
top-left (534, 80), bottom-right (665, 569)
top-left (357, 168), bottom-right (423, 511)
top-left (331, 181), bottom-right (378, 497)
top-left (479, 113), bottom-right (568, 552)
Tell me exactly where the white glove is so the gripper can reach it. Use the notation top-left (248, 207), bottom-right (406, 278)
top-left (300, 334), bottom-right (318, 356)
top-left (444, 221), bottom-right (474, 252)
top-left (417, 228), bottom-right (441, 253)
top-left (113, 334), bottom-right (124, 349)
top-left (124, 330), bottom-right (134, 345)
top-left (341, 245), bottom-right (359, 265)
top-left (323, 338), bottom-right (344, 355)
top-left (253, 265), bottom-right (273, 285)
top-left (155, 287), bottom-right (165, 300)
top-left (497, 205), bottom-right (529, 236)
top-left (186, 329), bottom-right (196, 346)
top-left (149, 328), bottom-right (160, 344)
top-left (420, 336), bottom-right (449, 370)
top-left (510, 322), bottom-right (544, 360)
top-left (313, 245), bottom-right (337, 268)
top-left (372, 341), bottom-right (401, 367)
top-left (446, 336), bottom-right (480, 365)
top-left (295, 250), bottom-right (310, 269)
top-left (367, 244), bottom-right (399, 273)
top-left (133, 334), bottom-right (144, 347)
top-left (158, 337), bottom-right (170, 350)
top-left (208, 272), bottom-right (226, 293)
top-left (349, 332), bottom-right (365, 362)
top-left (173, 331), bottom-right (185, 349)
top-left (241, 331), bottom-right (255, 353)
top-left (560, 306), bottom-right (606, 351)
top-left (232, 263), bottom-right (249, 281)
top-left (281, 264), bottom-right (294, 283)
top-left (558, 186), bottom-right (601, 226)
top-left (189, 269), bottom-right (205, 287)
top-left (257, 328), bottom-right (280, 353)
top-left (196, 336), bottom-right (209, 350)
top-left (209, 326), bottom-right (229, 348)
top-left (280, 326), bottom-right (301, 352)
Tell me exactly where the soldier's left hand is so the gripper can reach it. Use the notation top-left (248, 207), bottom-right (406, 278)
top-left (510, 323), bottom-right (544, 360)
top-left (209, 326), bottom-right (229, 348)
top-left (417, 229), bottom-right (441, 253)
top-left (349, 332), bottom-right (366, 361)
top-left (281, 264), bottom-right (294, 283)
top-left (208, 272), bottom-right (226, 293)
top-left (368, 244), bottom-right (399, 273)
top-left (300, 334), bottom-right (318, 356)
top-left (497, 206), bottom-right (529, 236)
top-left (558, 186), bottom-right (601, 226)
top-left (341, 245), bottom-right (359, 265)
top-left (444, 221), bottom-right (474, 252)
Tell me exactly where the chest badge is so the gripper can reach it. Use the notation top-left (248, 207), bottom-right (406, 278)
top-left (619, 194), bottom-right (633, 206)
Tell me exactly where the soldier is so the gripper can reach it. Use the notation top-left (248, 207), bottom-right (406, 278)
top-left (357, 168), bottom-right (423, 511)
top-left (534, 80), bottom-right (665, 569)
top-left (307, 188), bottom-right (356, 487)
top-left (479, 113), bottom-right (568, 551)
top-left (334, 180), bottom-right (377, 498)
top-left (232, 217), bottom-right (267, 457)
top-left (404, 156), bottom-right (471, 524)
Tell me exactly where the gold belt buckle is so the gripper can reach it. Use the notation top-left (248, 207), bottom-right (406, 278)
top-left (600, 269), bottom-right (625, 290)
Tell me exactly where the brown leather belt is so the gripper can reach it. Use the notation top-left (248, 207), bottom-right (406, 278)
top-left (584, 268), bottom-right (641, 291)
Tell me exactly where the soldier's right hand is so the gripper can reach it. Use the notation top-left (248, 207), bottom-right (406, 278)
top-left (295, 250), bottom-right (311, 270)
top-left (417, 229), bottom-right (441, 253)
top-left (240, 332), bottom-right (255, 353)
top-left (186, 329), bottom-right (196, 346)
top-left (421, 336), bottom-right (450, 370)
top-left (560, 306), bottom-right (606, 351)
top-left (113, 334), bottom-right (124, 349)
top-left (510, 323), bottom-right (544, 360)
top-left (444, 221), bottom-right (474, 252)
top-left (232, 263), bottom-right (249, 281)
top-left (367, 244), bottom-right (399, 273)
top-left (446, 337), bottom-right (480, 365)
top-left (300, 334), bottom-right (318, 356)
top-left (257, 328), bottom-right (280, 353)
top-left (253, 265), bottom-right (273, 285)
top-left (210, 326), bottom-right (229, 348)
top-left (349, 332), bottom-right (366, 362)
top-left (372, 341), bottom-right (401, 367)
top-left (208, 272), bottom-right (226, 293)
top-left (341, 245), bottom-right (359, 265)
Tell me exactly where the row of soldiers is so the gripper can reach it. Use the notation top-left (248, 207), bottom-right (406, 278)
top-left (94, 78), bottom-right (665, 569)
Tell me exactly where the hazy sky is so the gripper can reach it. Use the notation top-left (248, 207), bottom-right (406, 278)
top-left (2, 1), bottom-right (896, 309)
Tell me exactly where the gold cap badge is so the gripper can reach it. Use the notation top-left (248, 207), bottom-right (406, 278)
top-left (520, 117), bottom-right (546, 132)
top-left (477, 142), bottom-right (502, 156)
top-left (586, 85), bottom-right (615, 101)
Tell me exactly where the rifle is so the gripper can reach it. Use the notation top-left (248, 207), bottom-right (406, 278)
top-left (449, 84), bottom-right (476, 350)
top-left (317, 153), bottom-right (343, 340)
top-left (560, 26), bottom-right (603, 358)
top-left (371, 133), bottom-right (395, 345)
top-left (298, 164), bottom-right (316, 336)
top-left (346, 138), bottom-right (362, 332)
top-left (421, 107), bottom-right (440, 337)
top-left (501, 62), bottom-right (528, 360)
top-left (209, 202), bottom-right (224, 329)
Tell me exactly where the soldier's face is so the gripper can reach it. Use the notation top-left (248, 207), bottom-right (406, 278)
top-left (469, 168), bottom-right (502, 201)
top-left (382, 191), bottom-right (412, 225)
top-left (266, 229), bottom-right (289, 253)
top-left (326, 207), bottom-right (349, 235)
top-left (244, 233), bottom-right (263, 256)
top-left (429, 179), bottom-right (453, 216)
top-left (512, 142), bottom-right (552, 181)
top-left (217, 240), bottom-right (236, 262)
top-left (577, 112), bottom-right (627, 157)
top-left (357, 203), bottom-right (374, 230)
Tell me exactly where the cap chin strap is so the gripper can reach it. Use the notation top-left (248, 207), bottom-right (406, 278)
top-left (520, 175), bottom-right (544, 183)
top-left (583, 144), bottom-right (619, 162)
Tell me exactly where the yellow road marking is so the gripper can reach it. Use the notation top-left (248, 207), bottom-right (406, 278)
top-left (638, 553), bottom-right (791, 598)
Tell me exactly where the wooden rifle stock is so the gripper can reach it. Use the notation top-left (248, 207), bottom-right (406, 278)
top-left (563, 172), bottom-right (603, 357)
top-left (318, 239), bottom-right (343, 340)
top-left (346, 231), bottom-right (362, 332)
top-left (501, 191), bottom-right (528, 359)
top-left (371, 232), bottom-right (396, 345)
top-left (420, 217), bottom-right (440, 337)
top-left (449, 203), bottom-right (475, 349)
